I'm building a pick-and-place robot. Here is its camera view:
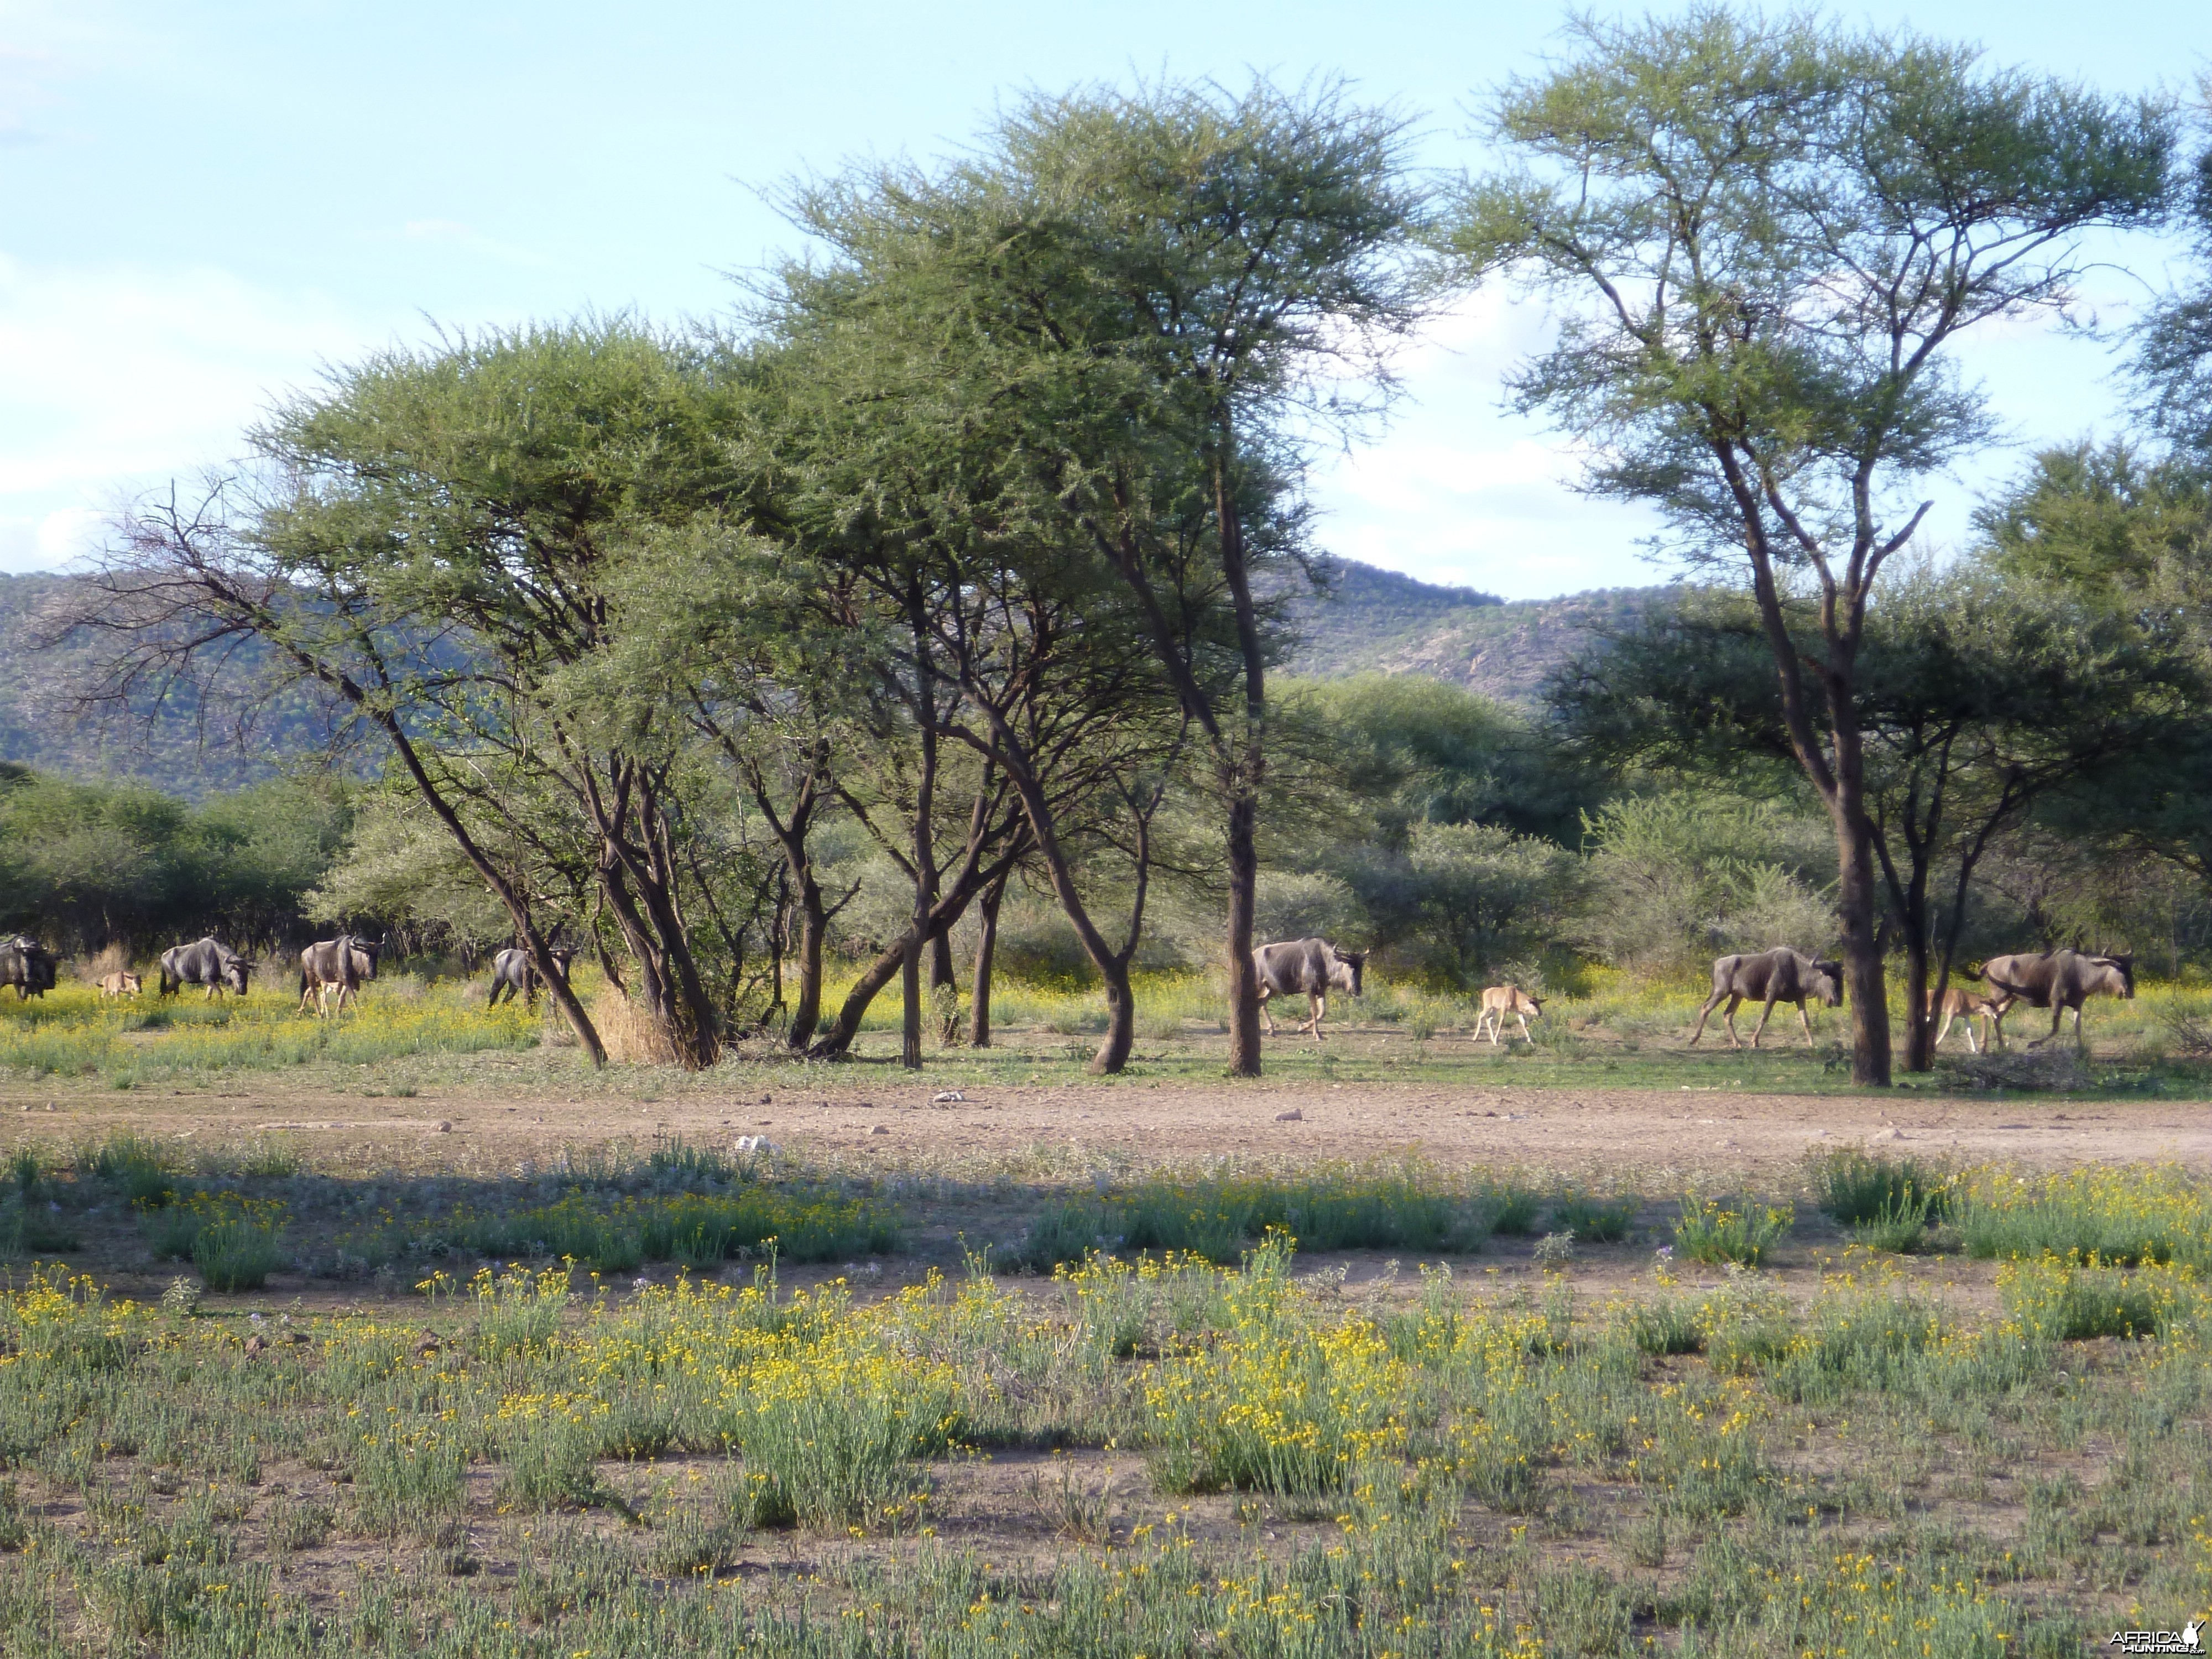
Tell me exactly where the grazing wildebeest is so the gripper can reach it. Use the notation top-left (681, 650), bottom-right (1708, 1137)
top-left (487, 945), bottom-right (575, 1009)
top-left (1253, 938), bottom-right (1367, 1041)
top-left (298, 934), bottom-right (383, 1016)
top-left (0, 937), bottom-right (57, 1001)
top-left (98, 971), bottom-right (143, 999)
top-left (1688, 947), bottom-right (1844, 1050)
top-left (158, 938), bottom-right (255, 1000)
top-left (1474, 984), bottom-right (1543, 1046)
top-left (1964, 950), bottom-right (2134, 1050)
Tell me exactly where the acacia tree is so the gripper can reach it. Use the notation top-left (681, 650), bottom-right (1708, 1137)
top-left (2136, 77), bottom-right (2212, 456)
top-left (1454, 10), bottom-right (2172, 1082)
top-left (75, 323), bottom-right (757, 1067)
top-left (797, 79), bottom-right (1433, 1076)
top-left (1552, 569), bottom-right (2198, 1068)
top-left (80, 482), bottom-right (609, 1062)
top-left (609, 517), bottom-right (870, 1050)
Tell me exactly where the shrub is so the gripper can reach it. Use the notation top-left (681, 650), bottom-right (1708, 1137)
top-left (78, 1132), bottom-right (176, 1208)
top-left (735, 1345), bottom-right (958, 1531)
top-left (1950, 1164), bottom-right (2211, 1270)
top-left (1999, 1260), bottom-right (2171, 1341)
top-left (352, 1425), bottom-right (466, 1539)
top-left (1145, 1237), bottom-right (1408, 1499)
top-left (1548, 1190), bottom-right (1639, 1243)
top-left (1809, 1147), bottom-right (1948, 1226)
top-left (192, 1215), bottom-right (286, 1292)
top-left (1674, 1197), bottom-right (1792, 1267)
top-left (1623, 1297), bottom-right (1703, 1355)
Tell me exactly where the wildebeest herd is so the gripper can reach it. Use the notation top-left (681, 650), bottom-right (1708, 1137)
top-left (0, 926), bottom-right (2146, 1055)
top-left (1246, 935), bottom-right (2135, 1053)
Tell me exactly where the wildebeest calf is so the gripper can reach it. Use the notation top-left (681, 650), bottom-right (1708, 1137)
top-left (1474, 984), bottom-right (1543, 1046)
top-left (1689, 947), bottom-right (1843, 1050)
top-left (1965, 949), bottom-right (2133, 1050)
top-left (487, 945), bottom-right (576, 1009)
top-left (1924, 985), bottom-right (2005, 1053)
top-left (98, 971), bottom-right (143, 998)
top-left (1252, 938), bottom-right (1366, 1042)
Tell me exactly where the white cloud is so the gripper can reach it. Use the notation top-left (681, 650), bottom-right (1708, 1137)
top-left (0, 252), bottom-right (376, 572)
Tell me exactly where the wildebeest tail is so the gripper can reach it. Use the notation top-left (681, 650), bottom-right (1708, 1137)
top-left (1954, 962), bottom-right (1984, 982)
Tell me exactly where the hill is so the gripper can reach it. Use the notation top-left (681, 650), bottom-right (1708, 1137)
top-left (0, 571), bottom-right (336, 799)
top-left (1, 560), bottom-right (1674, 795)
top-left (1284, 559), bottom-right (1674, 706)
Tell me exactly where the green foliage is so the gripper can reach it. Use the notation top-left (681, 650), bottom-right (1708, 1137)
top-left (0, 768), bottom-right (348, 954)
top-left (1567, 789), bottom-right (1835, 978)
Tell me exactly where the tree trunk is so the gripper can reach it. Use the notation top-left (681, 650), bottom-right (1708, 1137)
top-left (1833, 800), bottom-right (1892, 1086)
top-left (1214, 430), bottom-right (1266, 1081)
top-left (1095, 957), bottom-right (1136, 1076)
top-left (787, 872), bottom-right (827, 1051)
top-left (1901, 920), bottom-right (1933, 1073)
top-left (1224, 788), bottom-right (1262, 1076)
top-left (901, 931), bottom-right (924, 1070)
top-left (808, 845), bottom-right (1016, 1060)
top-left (970, 872), bottom-right (1005, 1048)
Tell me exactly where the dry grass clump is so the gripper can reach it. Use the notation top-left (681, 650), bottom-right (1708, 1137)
top-left (591, 985), bottom-right (682, 1066)
top-left (76, 942), bottom-right (131, 984)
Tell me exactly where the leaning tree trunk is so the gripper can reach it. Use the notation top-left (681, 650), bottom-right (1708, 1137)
top-left (969, 872), bottom-right (1005, 1048)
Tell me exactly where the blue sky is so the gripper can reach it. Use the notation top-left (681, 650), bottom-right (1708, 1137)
top-left (1, 1), bottom-right (2203, 596)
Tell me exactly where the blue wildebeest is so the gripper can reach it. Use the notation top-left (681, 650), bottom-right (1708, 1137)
top-left (1688, 948), bottom-right (1844, 1049)
top-left (1965, 949), bottom-right (2133, 1050)
top-left (0, 937), bottom-right (57, 1001)
top-left (487, 945), bottom-right (575, 1009)
top-left (298, 934), bottom-right (383, 1016)
top-left (1253, 938), bottom-right (1368, 1042)
top-left (158, 938), bottom-right (255, 1000)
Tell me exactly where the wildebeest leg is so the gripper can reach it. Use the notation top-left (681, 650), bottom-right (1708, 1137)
top-left (2072, 1004), bottom-right (2085, 1049)
top-left (1797, 1000), bottom-right (1814, 1047)
top-left (1747, 994), bottom-right (1780, 1049)
top-left (1688, 989), bottom-right (1729, 1046)
top-left (1258, 986), bottom-right (1277, 1036)
top-left (2028, 1004), bottom-right (2066, 1048)
top-left (1305, 993), bottom-right (1326, 1042)
top-left (1477, 1008), bottom-right (1496, 1046)
top-left (1723, 995), bottom-right (1745, 1050)
top-left (1516, 1012), bottom-right (1532, 1043)
top-left (1933, 1006), bottom-right (1954, 1049)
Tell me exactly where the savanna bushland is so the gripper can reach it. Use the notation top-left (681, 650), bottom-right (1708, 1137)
top-left (3, 16), bottom-right (2212, 1656)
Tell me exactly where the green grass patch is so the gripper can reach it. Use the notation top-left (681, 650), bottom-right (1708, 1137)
top-left (447, 1188), bottom-right (898, 1271)
top-left (1006, 1165), bottom-right (1493, 1269)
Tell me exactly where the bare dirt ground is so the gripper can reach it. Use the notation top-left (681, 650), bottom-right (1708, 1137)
top-left (9, 1068), bottom-right (2206, 1184)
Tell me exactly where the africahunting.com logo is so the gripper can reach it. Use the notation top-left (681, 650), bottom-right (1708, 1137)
top-left (2109, 1618), bottom-right (2204, 1655)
